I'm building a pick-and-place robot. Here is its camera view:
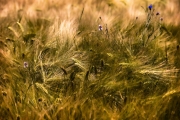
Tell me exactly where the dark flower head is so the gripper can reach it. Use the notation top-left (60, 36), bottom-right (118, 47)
top-left (160, 17), bottom-right (163, 21)
top-left (99, 25), bottom-right (103, 31)
top-left (38, 98), bottom-right (43, 102)
top-left (2, 91), bottom-right (7, 96)
top-left (148, 4), bottom-right (153, 10)
top-left (24, 62), bottom-right (28, 68)
top-left (156, 12), bottom-right (160, 15)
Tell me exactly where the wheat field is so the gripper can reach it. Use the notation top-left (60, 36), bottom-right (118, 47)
top-left (0, 0), bottom-right (180, 120)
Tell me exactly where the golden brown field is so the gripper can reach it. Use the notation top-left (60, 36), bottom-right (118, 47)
top-left (0, 0), bottom-right (180, 120)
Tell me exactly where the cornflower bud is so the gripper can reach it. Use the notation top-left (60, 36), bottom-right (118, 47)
top-left (99, 25), bottom-right (103, 31)
top-left (24, 62), bottom-right (28, 68)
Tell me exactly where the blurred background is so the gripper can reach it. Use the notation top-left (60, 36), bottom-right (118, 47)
top-left (1, 0), bottom-right (179, 47)
top-left (0, 0), bottom-right (180, 25)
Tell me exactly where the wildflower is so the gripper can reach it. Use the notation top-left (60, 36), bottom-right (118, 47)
top-left (148, 4), bottom-right (153, 10)
top-left (156, 12), bottom-right (160, 15)
top-left (24, 62), bottom-right (28, 68)
top-left (99, 25), bottom-right (103, 31)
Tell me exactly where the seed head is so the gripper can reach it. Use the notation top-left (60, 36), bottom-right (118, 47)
top-left (17, 115), bottom-right (20, 120)
top-left (38, 98), bottom-right (43, 102)
top-left (160, 17), bottom-right (163, 21)
top-left (177, 45), bottom-right (179, 50)
top-left (156, 12), bottom-right (160, 15)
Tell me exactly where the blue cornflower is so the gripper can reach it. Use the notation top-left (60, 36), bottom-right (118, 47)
top-left (148, 4), bottom-right (153, 10)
